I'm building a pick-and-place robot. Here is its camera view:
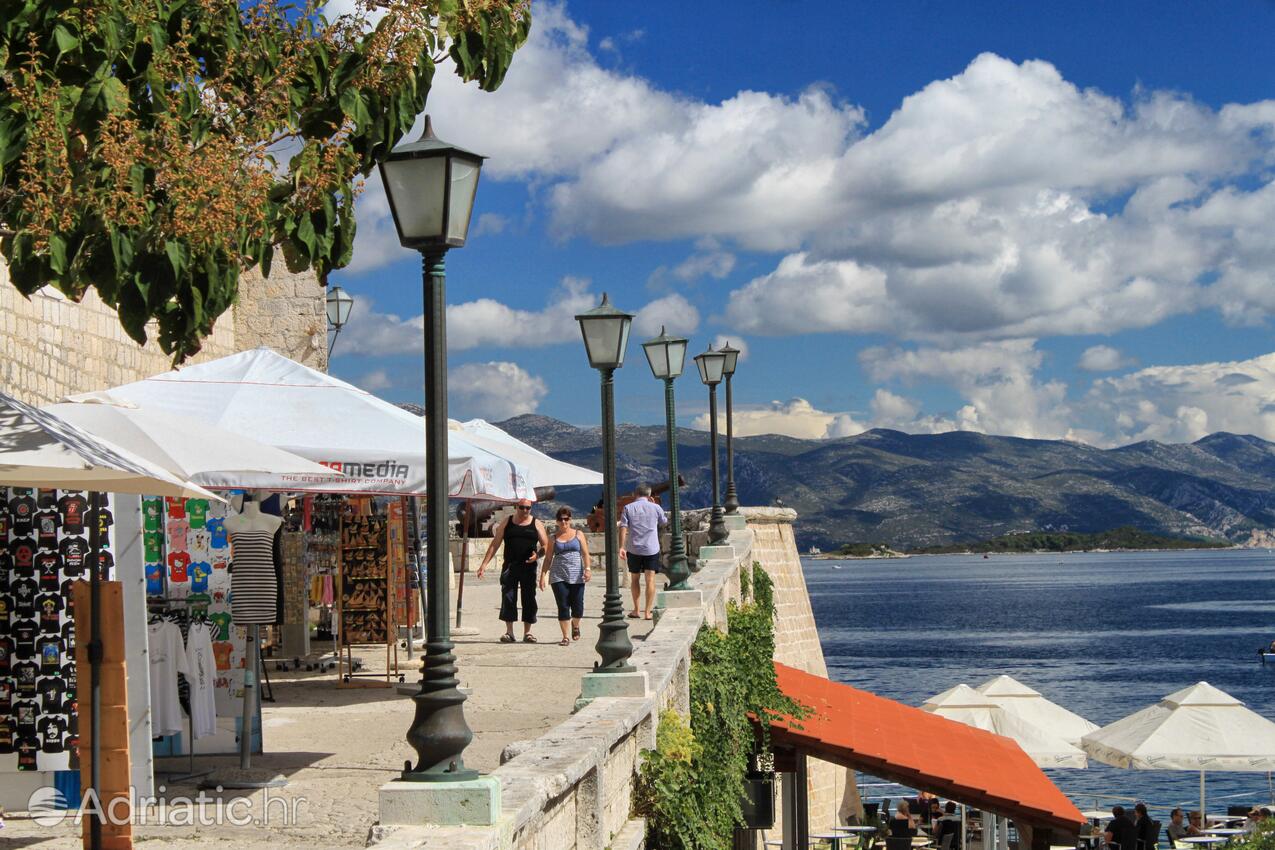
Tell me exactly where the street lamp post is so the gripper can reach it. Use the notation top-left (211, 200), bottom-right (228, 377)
top-left (695, 345), bottom-right (729, 544)
top-left (575, 294), bottom-right (636, 673)
top-left (379, 116), bottom-right (484, 782)
top-left (325, 285), bottom-right (354, 356)
top-left (641, 326), bottom-right (690, 591)
top-left (720, 342), bottom-right (740, 515)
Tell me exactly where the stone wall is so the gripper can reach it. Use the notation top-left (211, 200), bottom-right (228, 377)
top-left (0, 260), bottom-right (325, 405)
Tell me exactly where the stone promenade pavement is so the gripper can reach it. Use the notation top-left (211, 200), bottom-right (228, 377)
top-left (4, 571), bottom-right (651, 849)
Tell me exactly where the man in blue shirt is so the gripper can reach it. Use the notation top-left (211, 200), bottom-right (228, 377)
top-left (618, 484), bottom-right (668, 620)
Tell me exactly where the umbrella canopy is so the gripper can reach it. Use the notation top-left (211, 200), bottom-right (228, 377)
top-left (976, 675), bottom-right (1099, 745)
top-left (47, 397), bottom-right (340, 489)
top-left (77, 347), bottom-right (533, 500)
top-left (0, 390), bottom-right (219, 499)
top-left (923, 684), bottom-right (1089, 768)
top-left (1081, 682), bottom-right (1275, 771)
top-left (451, 418), bottom-right (602, 488)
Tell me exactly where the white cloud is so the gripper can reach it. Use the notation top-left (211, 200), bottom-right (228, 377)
top-left (869, 389), bottom-right (919, 426)
top-left (633, 294), bottom-right (700, 339)
top-left (711, 335), bottom-right (748, 364)
top-left (451, 362), bottom-right (548, 420)
top-left (725, 253), bottom-right (892, 334)
top-left (690, 398), bottom-right (866, 440)
top-left (356, 368), bottom-right (393, 391)
top-left (473, 213), bottom-right (509, 237)
top-left (671, 239), bottom-right (736, 282)
top-left (1078, 344), bottom-right (1133, 372)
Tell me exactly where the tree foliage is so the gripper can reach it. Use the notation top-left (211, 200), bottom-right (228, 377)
top-left (0, 0), bottom-right (530, 361)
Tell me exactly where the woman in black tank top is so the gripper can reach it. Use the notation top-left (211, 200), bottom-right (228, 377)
top-left (476, 502), bottom-right (549, 642)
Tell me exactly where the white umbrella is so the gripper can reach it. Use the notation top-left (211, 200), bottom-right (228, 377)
top-left (47, 397), bottom-right (341, 488)
top-left (80, 347), bottom-right (532, 500)
top-left (976, 674), bottom-right (1099, 745)
top-left (1081, 682), bottom-right (1275, 816)
top-left (923, 684), bottom-right (1089, 768)
top-left (0, 390), bottom-right (218, 499)
top-left (451, 418), bottom-right (602, 488)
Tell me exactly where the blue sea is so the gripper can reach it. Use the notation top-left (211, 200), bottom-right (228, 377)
top-left (805, 549), bottom-right (1275, 815)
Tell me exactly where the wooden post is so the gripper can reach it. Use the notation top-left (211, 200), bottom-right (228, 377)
top-left (73, 580), bottom-right (132, 850)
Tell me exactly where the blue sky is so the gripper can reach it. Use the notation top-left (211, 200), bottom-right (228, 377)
top-left (325, 0), bottom-right (1275, 447)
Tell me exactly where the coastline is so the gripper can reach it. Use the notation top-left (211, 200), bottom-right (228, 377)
top-left (807, 544), bottom-right (1248, 560)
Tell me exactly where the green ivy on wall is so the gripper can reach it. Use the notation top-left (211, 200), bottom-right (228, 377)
top-left (633, 563), bottom-right (807, 850)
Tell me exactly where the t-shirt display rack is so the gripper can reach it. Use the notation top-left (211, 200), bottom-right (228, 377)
top-left (336, 507), bottom-right (400, 688)
top-left (145, 597), bottom-right (213, 784)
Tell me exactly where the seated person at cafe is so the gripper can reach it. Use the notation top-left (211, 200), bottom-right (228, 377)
top-left (928, 798), bottom-right (945, 826)
top-left (891, 801), bottom-right (919, 837)
top-left (934, 802), bottom-right (963, 849)
top-left (1134, 803), bottom-right (1157, 850)
top-left (1187, 812), bottom-right (1204, 836)
top-left (1106, 805), bottom-right (1139, 850)
top-left (1167, 809), bottom-right (1190, 843)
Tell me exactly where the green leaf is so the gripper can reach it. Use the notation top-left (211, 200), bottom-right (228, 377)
top-left (48, 233), bottom-right (68, 274)
top-left (101, 76), bottom-right (128, 113)
top-left (52, 24), bottom-right (79, 58)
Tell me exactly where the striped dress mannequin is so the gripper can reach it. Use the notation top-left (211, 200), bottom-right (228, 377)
top-left (224, 499), bottom-right (283, 624)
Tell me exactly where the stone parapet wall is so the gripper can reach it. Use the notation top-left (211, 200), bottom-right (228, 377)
top-left (1, 259), bottom-right (325, 405)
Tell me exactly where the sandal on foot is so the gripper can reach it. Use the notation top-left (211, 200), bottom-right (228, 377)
top-left (523, 634), bottom-right (537, 643)
top-left (559, 638), bottom-right (570, 646)
top-left (644, 612), bottom-right (653, 620)
top-left (627, 611), bottom-right (640, 619)
top-left (499, 633), bottom-right (516, 643)
top-left (571, 627), bottom-right (581, 640)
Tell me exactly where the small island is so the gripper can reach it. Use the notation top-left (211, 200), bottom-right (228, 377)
top-left (821, 526), bottom-right (1234, 557)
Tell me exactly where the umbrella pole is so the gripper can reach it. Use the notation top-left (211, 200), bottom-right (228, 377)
top-left (88, 490), bottom-right (103, 850)
top-left (1200, 770), bottom-right (1206, 820)
top-left (456, 500), bottom-right (469, 629)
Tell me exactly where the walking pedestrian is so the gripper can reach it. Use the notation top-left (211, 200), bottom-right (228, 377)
top-left (618, 483), bottom-right (668, 620)
top-left (476, 498), bottom-right (548, 643)
top-left (541, 507), bottom-right (592, 646)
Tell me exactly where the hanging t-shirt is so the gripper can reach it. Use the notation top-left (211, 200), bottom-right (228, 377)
top-left (11, 537), bottom-right (37, 572)
top-left (185, 622), bottom-right (219, 739)
top-left (146, 564), bottom-right (164, 596)
top-left (185, 592), bottom-right (211, 614)
top-left (59, 536), bottom-right (89, 574)
top-left (143, 499), bottom-right (163, 532)
top-left (13, 660), bottom-right (39, 695)
top-left (86, 507), bottom-right (113, 544)
top-left (12, 618), bottom-right (39, 657)
top-left (186, 499), bottom-right (210, 529)
top-left (144, 532), bottom-right (164, 562)
top-left (167, 517), bottom-right (191, 548)
top-left (94, 550), bottom-right (115, 579)
top-left (212, 640), bottom-right (234, 670)
top-left (62, 660), bottom-right (77, 691)
top-left (206, 517), bottom-right (228, 549)
top-left (190, 530), bottom-right (211, 553)
top-left (168, 551), bottom-right (191, 582)
top-left (0, 500), bottom-right (9, 538)
top-left (0, 678), bottom-right (12, 713)
top-left (11, 579), bottom-right (38, 618)
top-left (0, 719), bottom-right (12, 753)
top-left (61, 618), bottom-right (75, 646)
top-left (147, 619), bottom-right (190, 736)
top-left (37, 593), bottom-right (63, 631)
top-left (38, 716), bottom-right (68, 753)
top-left (8, 493), bottom-right (36, 534)
top-left (209, 611), bottom-right (233, 641)
top-left (16, 735), bottom-right (39, 770)
top-left (37, 636), bottom-right (66, 674)
top-left (35, 509), bottom-right (60, 547)
top-left (190, 562), bottom-right (211, 592)
top-left (37, 676), bottom-right (66, 714)
top-left (166, 497), bottom-right (186, 519)
top-left (37, 490), bottom-right (56, 508)
top-left (60, 579), bottom-right (76, 615)
top-left (37, 555), bottom-right (62, 591)
top-left (13, 699), bottom-right (38, 733)
top-left (0, 636), bottom-right (13, 673)
top-left (58, 492), bottom-right (89, 534)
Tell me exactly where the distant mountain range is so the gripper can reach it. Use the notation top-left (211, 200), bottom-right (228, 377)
top-left (495, 415), bottom-right (1275, 551)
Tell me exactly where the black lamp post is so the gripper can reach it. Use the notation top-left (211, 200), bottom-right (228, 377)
top-left (325, 286), bottom-right (354, 356)
top-left (575, 294), bottom-right (636, 674)
top-left (379, 115), bottom-right (484, 782)
top-left (719, 342), bottom-right (740, 515)
top-left (695, 345), bottom-right (729, 544)
top-left (641, 326), bottom-right (690, 591)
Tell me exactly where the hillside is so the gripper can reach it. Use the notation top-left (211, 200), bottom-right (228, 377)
top-left (495, 416), bottom-right (1275, 551)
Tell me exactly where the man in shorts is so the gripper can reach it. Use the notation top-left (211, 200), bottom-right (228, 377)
top-left (618, 484), bottom-right (668, 620)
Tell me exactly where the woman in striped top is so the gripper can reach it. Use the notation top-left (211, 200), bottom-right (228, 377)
top-left (540, 507), bottom-right (591, 646)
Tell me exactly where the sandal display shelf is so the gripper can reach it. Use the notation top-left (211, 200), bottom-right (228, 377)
top-left (335, 513), bottom-right (400, 688)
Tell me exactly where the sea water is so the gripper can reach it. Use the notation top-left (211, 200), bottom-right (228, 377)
top-left (806, 548), bottom-right (1275, 813)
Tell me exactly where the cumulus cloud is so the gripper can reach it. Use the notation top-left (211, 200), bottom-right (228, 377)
top-left (690, 398), bottom-right (866, 440)
top-left (1078, 345), bottom-right (1133, 372)
top-left (633, 294), bottom-right (700, 338)
top-left (356, 369), bottom-right (393, 392)
top-left (711, 335), bottom-right (748, 364)
top-left (451, 362), bottom-right (548, 420)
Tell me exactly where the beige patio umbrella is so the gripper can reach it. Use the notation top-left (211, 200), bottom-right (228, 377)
top-left (975, 675), bottom-right (1099, 745)
top-left (923, 684), bottom-right (1089, 768)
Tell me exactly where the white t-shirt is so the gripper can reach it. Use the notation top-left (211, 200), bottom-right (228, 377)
top-left (185, 622), bottom-right (219, 739)
top-left (147, 620), bottom-right (190, 736)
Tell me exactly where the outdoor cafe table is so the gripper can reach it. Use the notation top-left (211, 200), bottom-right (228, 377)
top-left (813, 833), bottom-right (849, 849)
top-left (1201, 829), bottom-right (1245, 836)
top-left (1179, 838), bottom-right (1228, 846)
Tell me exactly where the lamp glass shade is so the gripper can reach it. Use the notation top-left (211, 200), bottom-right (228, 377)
top-left (377, 116), bottom-right (485, 250)
top-left (695, 346), bottom-right (726, 386)
top-left (326, 286), bottom-right (353, 328)
top-left (642, 327), bottom-right (688, 380)
top-left (720, 342), bottom-right (740, 376)
top-left (575, 294), bottom-right (633, 369)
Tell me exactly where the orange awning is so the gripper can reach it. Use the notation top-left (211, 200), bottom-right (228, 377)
top-left (771, 663), bottom-right (1086, 834)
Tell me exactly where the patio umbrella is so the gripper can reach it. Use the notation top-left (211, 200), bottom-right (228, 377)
top-left (0, 390), bottom-right (218, 850)
top-left (1081, 682), bottom-right (1275, 816)
top-left (451, 418), bottom-right (603, 488)
top-left (975, 675), bottom-right (1099, 745)
top-left (923, 684), bottom-right (1089, 768)
top-left (47, 396), bottom-right (341, 487)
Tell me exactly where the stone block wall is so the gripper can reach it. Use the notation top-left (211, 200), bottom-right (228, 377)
top-left (0, 259), bottom-right (325, 405)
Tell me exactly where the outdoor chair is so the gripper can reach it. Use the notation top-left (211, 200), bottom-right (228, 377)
top-left (864, 803), bottom-right (881, 820)
top-left (940, 831), bottom-right (957, 850)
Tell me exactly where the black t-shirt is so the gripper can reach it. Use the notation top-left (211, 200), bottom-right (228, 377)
top-left (0, 499), bottom-right (9, 537)
top-left (34, 508), bottom-right (60, 547)
top-left (58, 493), bottom-right (89, 534)
top-left (13, 660), bottom-right (39, 695)
top-left (37, 635), bottom-right (66, 673)
top-left (8, 493), bottom-right (36, 534)
top-left (0, 678), bottom-right (12, 712)
top-left (59, 536), bottom-right (90, 574)
top-left (16, 734), bottom-right (39, 770)
top-left (13, 698), bottom-right (38, 732)
top-left (10, 536), bottom-right (37, 572)
top-left (37, 489), bottom-right (56, 509)
top-left (0, 636), bottom-right (12, 673)
top-left (37, 554), bottom-right (62, 591)
top-left (86, 507), bottom-right (113, 543)
top-left (37, 592), bottom-right (63, 631)
top-left (94, 550), bottom-right (115, 579)
top-left (10, 578), bottom-right (38, 617)
top-left (37, 676), bottom-right (67, 714)
top-left (62, 618), bottom-right (75, 647)
top-left (61, 578), bottom-right (77, 615)
top-left (62, 660), bottom-right (77, 690)
top-left (0, 550), bottom-right (12, 588)
top-left (38, 716), bottom-right (68, 753)
top-left (12, 615), bottom-right (40, 655)
top-left (0, 718), bottom-right (12, 753)
top-left (1107, 816), bottom-right (1138, 850)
